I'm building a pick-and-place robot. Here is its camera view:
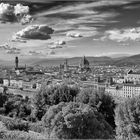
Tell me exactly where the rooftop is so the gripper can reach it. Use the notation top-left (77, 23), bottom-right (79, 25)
top-left (123, 83), bottom-right (140, 87)
top-left (128, 70), bottom-right (140, 75)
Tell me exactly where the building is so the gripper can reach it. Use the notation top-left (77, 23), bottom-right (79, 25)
top-left (122, 84), bottom-right (140, 98)
top-left (124, 70), bottom-right (140, 84)
top-left (79, 80), bottom-right (106, 92)
top-left (3, 79), bottom-right (23, 88)
top-left (64, 59), bottom-right (69, 72)
top-left (105, 83), bottom-right (140, 98)
top-left (15, 56), bottom-right (26, 71)
top-left (105, 85), bottom-right (123, 97)
top-left (79, 56), bottom-right (90, 71)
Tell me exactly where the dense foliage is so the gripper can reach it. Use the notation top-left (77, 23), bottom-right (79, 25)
top-left (76, 88), bottom-right (116, 129)
top-left (32, 84), bottom-right (79, 120)
top-left (0, 84), bottom-right (120, 139)
top-left (115, 96), bottom-right (140, 140)
top-left (0, 92), bottom-right (32, 120)
top-left (42, 102), bottom-right (113, 139)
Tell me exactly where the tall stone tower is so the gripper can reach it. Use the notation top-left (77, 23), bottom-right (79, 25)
top-left (15, 56), bottom-right (19, 69)
top-left (64, 59), bottom-right (69, 72)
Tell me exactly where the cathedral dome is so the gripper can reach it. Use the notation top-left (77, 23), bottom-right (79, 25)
top-left (80, 56), bottom-right (89, 69)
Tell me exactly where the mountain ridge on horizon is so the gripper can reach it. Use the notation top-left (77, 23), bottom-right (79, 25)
top-left (20, 53), bottom-right (140, 66)
top-left (1, 53), bottom-right (140, 67)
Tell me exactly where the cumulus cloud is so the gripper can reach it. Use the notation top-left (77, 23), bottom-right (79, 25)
top-left (6, 47), bottom-right (20, 54)
top-left (0, 43), bottom-right (21, 54)
top-left (6, 50), bottom-right (20, 54)
top-left (0, 3), bottom-right (32, 24)
top-left (28, 50), bottom-right (42, 55)
top-left (54, 40), bottom-right (66, 45)
top-left (66, 32), bottom-right (83, 38)
top-left (103, 27), bottom-right (140, 42)
top-left (49, 45), bottom-right (63, 49)
top-left (20, 15), bottom-right (33, 25)
top-left (11, 39), bottom-right (27, 43)
top-left (13, 24), bottom-right (54, 40)
top-left (0, 43), bottom-right (10, 50)
top-left (14, 4), bottom-right (29, 16)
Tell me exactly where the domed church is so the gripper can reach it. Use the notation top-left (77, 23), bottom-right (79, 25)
top-left (79, 56), bottom-right (90, 71)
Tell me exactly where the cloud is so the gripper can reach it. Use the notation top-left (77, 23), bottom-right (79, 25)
top-left (103, 27), bottom-right (140, 42)
top-left (20, 15), bottom-right (33, 25)
top-left (13, 24), bottom-right (54, 40)
top-left (49, 45), bottom-right (63, 49)
top-left (93, 38), bottom-right (100, 41)
top-left (118, 43), bottom-right (130, 46)
top-left (14, 4), bottom-right (29, 16)
top-left (49, 50), bottom-right (55, 55)
top-left (11, 39), bottom-right (27, 43)
top-left (28, 50), bottom-right (42, 55)
top-left (0, 44), bottom-right (21, 54)
top-left (48, 40), bottom-right (66, 49)
top-left (36, 0), bottom-right (128, 17)
top-left (6, 49), bottom-right (20, 54)
top-left (0, 3), bottom-right (32, 24)
top-left (6, 50), bottom-right (20, 54)
top-left (54, 40), bottom-right (66, 45)
top-left (0, 43), bottom-right (10, 50)
top-left (66, 32), bottom-right (83, 38)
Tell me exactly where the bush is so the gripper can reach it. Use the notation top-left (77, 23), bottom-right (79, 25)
top-left (32, 83), bottom-right (79, 120)
top-left (115, 96), bottom-right (140, 139)
top-left (28, 122), bottom-right (47, 133)
top-left (0, 115), bottom-right (29, 132)
top-left (76, 88), bottom-right (116, 129)
top-left (42, 102), bottom-right (113, 139)
top-left (2, 130), bottom-right (47, 140)
top-left (3, 119), bottom-right (29, 132)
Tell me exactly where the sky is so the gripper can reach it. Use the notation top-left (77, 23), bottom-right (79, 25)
top-left (0, 0), bottom-right (140, 60)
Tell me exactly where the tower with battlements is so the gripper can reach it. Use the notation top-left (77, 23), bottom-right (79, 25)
top-left (15, 56), bottom-right (19, 69)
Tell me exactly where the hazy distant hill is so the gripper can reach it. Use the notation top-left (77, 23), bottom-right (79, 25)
top-left (113, 54), bottom-right (140, 66)
top-left (30, 56), bottom-right (113, 66)
top-left (1, 54), bottom-right (140, 67)
top-left (32, 54), bottom-right (140, 67)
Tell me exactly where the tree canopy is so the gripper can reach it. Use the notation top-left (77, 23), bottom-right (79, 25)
top-left (32, 83), bottom-right (79, 120)
top-left (42, 102), bottom-right (113, 139)
top-left (115, 96), bottom-right (140, 140)
top-left (76, 88), bottom-right (116, 129)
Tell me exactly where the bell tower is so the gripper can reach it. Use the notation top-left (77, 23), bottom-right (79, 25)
top-left (15, 56), bottom-right (19, 69)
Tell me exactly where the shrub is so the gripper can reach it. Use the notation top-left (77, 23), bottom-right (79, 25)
top-left (3, 119), bottom-right (29, 132)
top-left (42, 102), bottom-right (113, 139)
top-left (28, 122), bottom-right (47, 133)
top-left (115, 96), bottom-right (140, 139)
top-left (76, 88), bottom-right (116, 129)
top-left (32, 83), bottom-right (79, 120)
top-left (2, 130), bottom-right (47, 140)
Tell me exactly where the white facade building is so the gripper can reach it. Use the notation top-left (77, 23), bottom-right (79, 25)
top-left (122, 84), bottom-right (140, 98)
top-left (124, 70), bottom-right (140, 83)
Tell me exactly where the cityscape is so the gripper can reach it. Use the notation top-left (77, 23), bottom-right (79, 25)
top-left (0, 0), bottom-right (140, 140)
top-left (2, 56), bottom-right (140, 99)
